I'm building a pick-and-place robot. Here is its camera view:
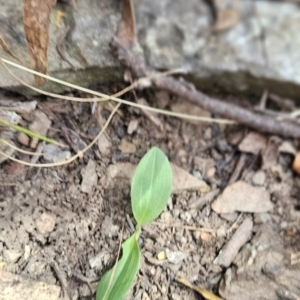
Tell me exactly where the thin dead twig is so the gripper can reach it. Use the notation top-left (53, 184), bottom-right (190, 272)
top-left (111, 39), bottom-right (300, 138)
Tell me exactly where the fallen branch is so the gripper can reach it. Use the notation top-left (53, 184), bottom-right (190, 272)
top-left (111, 39), bottom-right (300, 138)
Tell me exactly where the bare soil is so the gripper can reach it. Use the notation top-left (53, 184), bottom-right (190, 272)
top-left (0, 87), bottom-right (300, 300)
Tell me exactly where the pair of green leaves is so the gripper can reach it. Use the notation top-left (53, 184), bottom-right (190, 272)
top-left (96, 147), bottom-right (172, 300)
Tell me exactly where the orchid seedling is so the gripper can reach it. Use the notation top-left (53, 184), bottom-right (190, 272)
top-left (96, 146), bottom-right (172, 300)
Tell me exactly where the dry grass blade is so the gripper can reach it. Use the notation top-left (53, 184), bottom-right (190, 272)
top-left (0, 102), bottom-right (121, 167)
top-left (0, 117), bottom-right (64, 147)
top-left (176, 277), bottom-right (223, 300)
top-left (0, 57), bottom-right (234, 124)
top-left (0, 138), bottom-right (42, 155)
top-left (0, 36), bottom-right (21, 62)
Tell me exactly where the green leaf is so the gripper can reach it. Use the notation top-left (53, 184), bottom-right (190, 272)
top-left (0, 118), bottom-right (63, 146)
top-left (131, 146), bottom-right (172, 226)
top-left (96, 233), bottom-right (140, 300)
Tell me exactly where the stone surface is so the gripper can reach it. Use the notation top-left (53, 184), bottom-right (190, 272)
top-left (212, 181), bottom-right (273, 214)
top-left (0, 0), bottom-right (122, 94)
top-left (134, 0), bottom-right (300, 98)
top-left (1, 0), bottom-right (300, 98)
top-left (3, 249), bottom-right (22, 264)
top-left (252, 170), bottom-right (266, 186)
top-left (0, 270), bottom-right (61, 300)
top-left (35, 212), bottom-right (56, 235)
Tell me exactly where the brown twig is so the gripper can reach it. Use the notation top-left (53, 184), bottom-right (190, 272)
top-left (111, 39), bottom-right (300, 138)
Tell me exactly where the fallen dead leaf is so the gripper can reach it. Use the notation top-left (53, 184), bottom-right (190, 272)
top-left (212, 181), bottom-right (273, 214)
top-left (23, 0), bottom-right (57, 85)
top-left (172, 164), bottom-right (209, 193)
top-left (106, 162), bottom-right (209, 192)
top-left (238, 132), bottom-right (267, 155)
top-left (279, 141), bottom-right (297, 156)
top-left (116, 0), bottom-right (136, 49)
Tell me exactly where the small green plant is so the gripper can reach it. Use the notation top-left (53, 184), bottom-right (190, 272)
top-left (96, 146), bottom-right (172, 300)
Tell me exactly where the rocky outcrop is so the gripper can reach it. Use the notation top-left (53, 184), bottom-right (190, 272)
top-left (1, 0), bottom-right (300, 98)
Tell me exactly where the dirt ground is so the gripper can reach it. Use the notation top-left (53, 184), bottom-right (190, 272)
top-left (0, 86), bottom-right (300, 300)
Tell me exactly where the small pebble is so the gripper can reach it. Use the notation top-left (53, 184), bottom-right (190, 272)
top-left (292, 152), bottom-right (300, 175)
top-left (216, 226), bottom-right (227, 238)
top-left (207, 167), bottom-right (216, 178)
top-left (254, 212), bottom-right (270, 224)
top-left (118, 139), bottom-right (136, 154)
top-left (201, 232), bottom-right (212, 242)
top-left (17, 132), bottom-right (29, 146)
top-left (157, 251), bottom-right (167, 260)
top-left (204, 127), bottom-right (212, 140)
top-left (172, 294), bottom-right (181, 300)
top-left (116, 126), bottom-right (125, 138)
top-left (142, 292), bottom-right (150, 300)
top-left (280, 221), bottom-right (288, 229)
top-left (35, 212), bottom-right (56, 235)
top-left (252, 170), bottom-right (266, 186)
top-left (185, 211), bottom-right (192, 222)
top-left (127, 119), bottom-right (139, 134)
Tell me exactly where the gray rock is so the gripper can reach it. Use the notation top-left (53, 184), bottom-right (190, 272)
top-left (0, 0), bottom-right (122, 94)
top-left (135, 0), bottom-right (300, 98)
top-left (2, 0), bottom-right (300, 98)
top-left (252, 170), bottom-right (266, 186)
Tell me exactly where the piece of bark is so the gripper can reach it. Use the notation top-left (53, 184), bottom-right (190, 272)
top-left (215, 217), bottom-right (253, 267)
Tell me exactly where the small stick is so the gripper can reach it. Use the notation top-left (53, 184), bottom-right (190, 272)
top-left (111, 39), bottom-right (300, 138)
